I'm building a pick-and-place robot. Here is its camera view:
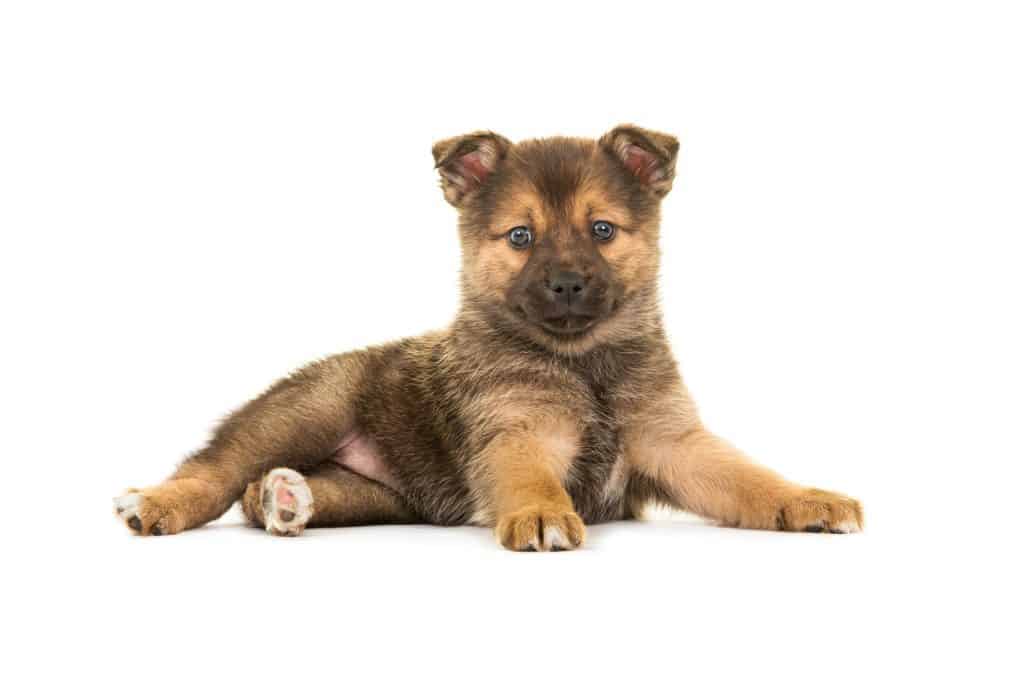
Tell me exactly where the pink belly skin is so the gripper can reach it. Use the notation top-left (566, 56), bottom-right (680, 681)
top-left (331, 430), bottom-right (401, 492)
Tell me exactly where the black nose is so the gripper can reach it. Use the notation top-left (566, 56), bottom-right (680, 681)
top-left (546, 270), bottom-right (586, 303)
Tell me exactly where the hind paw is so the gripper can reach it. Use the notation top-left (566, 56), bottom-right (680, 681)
top-left (260, 468), bottom-right (314, 536)
top-left (113, 488), bottom-right (183, 536)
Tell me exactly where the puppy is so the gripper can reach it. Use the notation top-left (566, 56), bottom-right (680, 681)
top-left (114, 125), bottom-right (863, 549)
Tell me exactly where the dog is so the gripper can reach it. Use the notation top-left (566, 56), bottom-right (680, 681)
top-left (114, 125), bottom-right (863, 550)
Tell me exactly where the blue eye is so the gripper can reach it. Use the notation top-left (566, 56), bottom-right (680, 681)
top-left (592, 220), bottom-right (616, 241)
top-left (508, 226), bottom-right (533, 249)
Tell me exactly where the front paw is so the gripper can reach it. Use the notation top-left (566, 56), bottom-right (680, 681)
top-left (778, 488), bottom-right (864, 533)
top-left (496, 504), bottom-right (586, 551)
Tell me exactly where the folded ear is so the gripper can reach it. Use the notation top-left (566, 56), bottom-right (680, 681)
top-left (599, 124), bottom-right (680, 197)
top-left (432, 131), bottom-right (512, 207)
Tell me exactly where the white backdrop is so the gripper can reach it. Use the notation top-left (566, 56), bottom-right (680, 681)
top-left (3, 1), bottom-right (1021, 681)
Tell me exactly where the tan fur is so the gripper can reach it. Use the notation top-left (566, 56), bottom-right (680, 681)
top-left (486, 426), bottom-right (585, 551)
top-left (117, 479), bottom-right (221, 536)
top-left (623, 383), bottom-right (862, 531)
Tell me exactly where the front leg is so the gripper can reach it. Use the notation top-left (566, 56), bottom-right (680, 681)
top-left (632, 428), bottom-right (863, 533)
top-left (473, 418), bottom-right (586, 552)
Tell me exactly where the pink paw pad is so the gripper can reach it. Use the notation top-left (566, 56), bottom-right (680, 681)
top-left (260, 468), bottom-right (314, 536)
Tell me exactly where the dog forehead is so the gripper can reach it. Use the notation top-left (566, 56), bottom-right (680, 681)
top-left (492, 138), bottom-right (623, 222)
top-left (509, 137), bottom-right (593, 209)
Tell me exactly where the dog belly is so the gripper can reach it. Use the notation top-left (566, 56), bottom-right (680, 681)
top-left (331, 430), bottom-right (401, 492)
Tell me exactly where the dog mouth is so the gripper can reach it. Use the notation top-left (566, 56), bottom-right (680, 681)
top-left (538, 315), bottom-right (599, 337)
top-left (513, 304), bottom-right (606, 338)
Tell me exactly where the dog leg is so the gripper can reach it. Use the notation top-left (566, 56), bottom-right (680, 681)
top-left (240, 464), bottom-right (416, 535)
top-left (477, 424), bottom-right (586, 552)
top-left (114, 352), bottom-right (371, 536)
top-left (634, 428), bottom-right (863, 533)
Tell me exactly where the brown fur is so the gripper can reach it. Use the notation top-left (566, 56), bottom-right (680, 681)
top-left (114, 125), bottom-right (863, 549)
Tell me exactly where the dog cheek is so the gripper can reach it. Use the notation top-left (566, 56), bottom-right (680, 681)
top-left (504, 270), bottom-right (535, 313)
top-left (468, 246), bottom-right (520, 304)
top-left (607, 241), bottom-right (657, 296)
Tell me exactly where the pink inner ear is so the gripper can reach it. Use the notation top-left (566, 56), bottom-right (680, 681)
top-left (622, 144), bottom-right (664, 185)
top-left (455, 150), bottom-right (492, 186)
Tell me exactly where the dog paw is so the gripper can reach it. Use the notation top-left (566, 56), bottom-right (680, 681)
top-left (777, 488), bottom-right (863, 533)
top-left (496, 504), bottom-right (585, 551)
top-left (113, 488), bottom-right (184, 536)
top-left (261, 468), bottom-right (314, 537)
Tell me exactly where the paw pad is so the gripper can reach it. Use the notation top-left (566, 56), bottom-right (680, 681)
top-left (261, 468), bottom-right (314, 536)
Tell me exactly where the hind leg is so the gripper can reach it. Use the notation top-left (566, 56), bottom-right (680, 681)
top-left (241, 463), bottom-right (417, 536)
top-left (114, 352), bottom-right (371, 536)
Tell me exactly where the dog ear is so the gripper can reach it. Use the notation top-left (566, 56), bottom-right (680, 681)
top-left (599, 124), bottom-right (679, 197)
top-left (432, 131), bottom-right (512, 207)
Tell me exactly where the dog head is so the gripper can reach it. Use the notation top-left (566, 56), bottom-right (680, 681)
top-left (434, 125), bottom-right (678, 354)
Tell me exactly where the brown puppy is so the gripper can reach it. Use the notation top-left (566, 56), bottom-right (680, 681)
top-left (114, 125), bottom-right (863, 550)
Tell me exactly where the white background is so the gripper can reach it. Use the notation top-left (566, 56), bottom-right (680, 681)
top-left (3, 1), bottom-right (1022, 680)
